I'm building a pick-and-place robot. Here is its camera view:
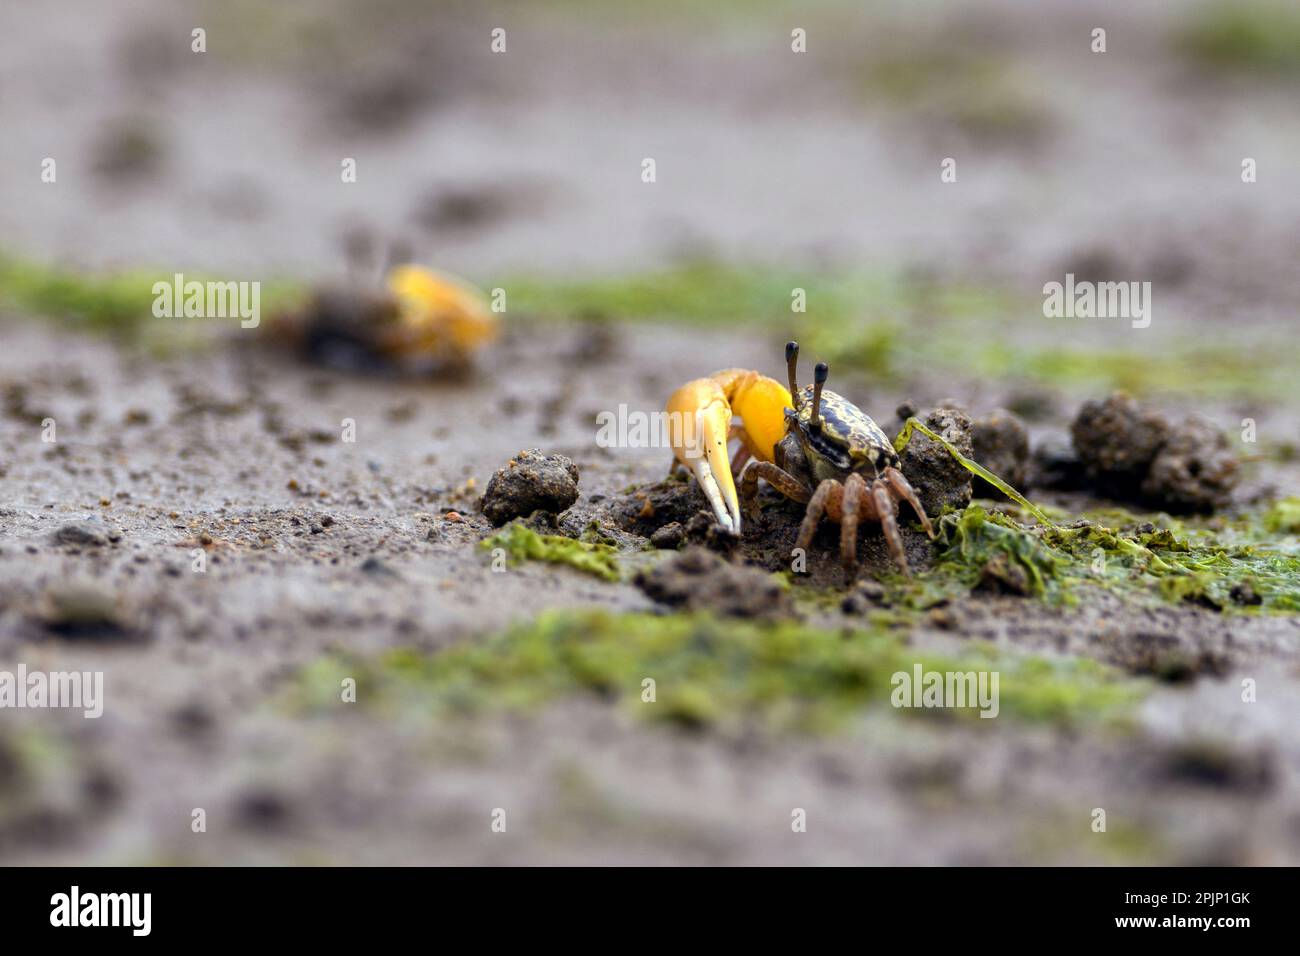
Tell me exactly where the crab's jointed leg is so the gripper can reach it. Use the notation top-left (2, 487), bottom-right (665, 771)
top-left (761, 468), bottom-right (915, 578)
top-left (739, 459), bottom-right (811, 524)
top-left (840, 473), bottom-right (868, 574)
top-left (870, 477), bottom-right (909, 575)
top-left (882, 466), bottom-right (935, 539)
top-left (795, 479), bottom-right (841, 556)
top-left (666, 369), bottom-right (791, 535)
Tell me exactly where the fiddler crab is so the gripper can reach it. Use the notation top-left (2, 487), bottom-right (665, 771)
top-left (270, 260), bottom-right (497, 374)
top-left (666, 341), bottom-right (935, 577)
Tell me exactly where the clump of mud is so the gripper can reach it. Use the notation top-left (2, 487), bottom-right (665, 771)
top-left (604, 476), bottom-right (757, 558)
top-left (51, 520), bottom-right (121, 548)
top-left (644, 514), bottom-right (736, 554)
top-left (1070, 392), bottom-right (1238, 512)
top-left (598, 476), bottom-right (743, 556)
top-left (649, 522), bottom-right (685, 549)
top-left (841, 579), bottom-right (889, 614)
top-left (481, 449), bottom-right (581, 526)
top-left (891, 402), bottom-right (974, 517)
top-left (634, 547), bottom-right (795, 619)
top-left (971, 408), bottom-right (1029, 498)
top-left (605, 475), bottom-right (711, 538)
top-left (1071, 392), bottom-right (1170, 495)
top-left (1142, 416), bottom-right (1239, 513)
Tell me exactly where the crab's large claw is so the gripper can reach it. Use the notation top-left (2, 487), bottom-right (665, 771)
top-left (713, 369), bottom-right (791, 464)
top-left (667, 378), bottom-right (742, 534)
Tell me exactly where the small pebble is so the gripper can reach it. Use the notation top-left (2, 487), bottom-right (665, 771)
top-left (52, 521), bottom-right (109, 547)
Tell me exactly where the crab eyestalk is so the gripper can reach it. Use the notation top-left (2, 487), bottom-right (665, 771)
top-left (811, 362), bottom-right (828, 430)
top-left (785, 341), bottom-right (802, 410)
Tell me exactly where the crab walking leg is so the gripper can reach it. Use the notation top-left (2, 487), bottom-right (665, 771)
top-left (871, 479), bottom-right (909, 575)
top-left (840, 472), bottom-right (869, 574)
top-left (666, 377), bottom-right (742, 533)
top-left (738, 460), bottom-right (811, 523)
top-left (738, 461), bottom-right (812, 504)
top-left (882, 466), bottom-right (935, 538)
top-left (795, 479), bottom-right (841, 555)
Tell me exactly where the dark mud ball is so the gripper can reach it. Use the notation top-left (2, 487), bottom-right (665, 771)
top-left (481, 449), bottom-right (581, 526)
top-left (1070, 392), bottom-right (1170, 496)
top-left (649, 521), bottom-right (685, 550)
top-left (894, 403), bottom-right (975, 518)
top-left (608, 475), bottom-right (711, 537)
top-left (1142, 415), bottom-right (1239, 513)
top-left (634, 547), bottom-right (795, 620)
top-left (971, 408), bottom-right (1030, 496)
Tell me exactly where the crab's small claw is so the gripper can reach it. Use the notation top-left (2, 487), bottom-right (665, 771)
top-left (667, 378), bottom-right (742, 534)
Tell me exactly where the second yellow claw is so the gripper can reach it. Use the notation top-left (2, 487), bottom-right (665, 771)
top-left (385, 264), bottom-right (498, 366)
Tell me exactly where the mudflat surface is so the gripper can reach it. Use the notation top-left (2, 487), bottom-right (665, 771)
top-left (1, 0), bottom-right (1299, 864)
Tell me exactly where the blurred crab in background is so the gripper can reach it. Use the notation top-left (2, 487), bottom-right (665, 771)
top-left (667, 341), bottom-right (934, 577)
top-left (268, 232), bottom-right (497, 374)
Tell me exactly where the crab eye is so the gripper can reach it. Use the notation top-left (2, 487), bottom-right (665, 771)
top-left (810, 362), bottom-right (828, 429)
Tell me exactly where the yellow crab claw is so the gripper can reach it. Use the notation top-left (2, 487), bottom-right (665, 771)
top-left (386, 264), bottom-right (497, 359)
top-left (666, 368), bottom-right (794, 535)
top-left (667, 378), bottom-right (742, 534)
top-left (710, 368), bottom-right (791, 464)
